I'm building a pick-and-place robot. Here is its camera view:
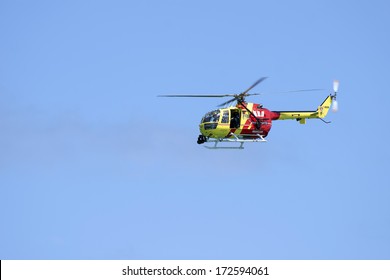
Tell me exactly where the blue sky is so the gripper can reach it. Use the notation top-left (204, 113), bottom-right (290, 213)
top-left (1, 0), bottom-right (389, 259)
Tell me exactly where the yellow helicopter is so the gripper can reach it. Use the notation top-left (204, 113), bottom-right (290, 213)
top-left (160, 77), bottom-right (339, 149)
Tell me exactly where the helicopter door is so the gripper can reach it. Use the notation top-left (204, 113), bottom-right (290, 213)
top-left (230, 109), bottom-right (240, 128)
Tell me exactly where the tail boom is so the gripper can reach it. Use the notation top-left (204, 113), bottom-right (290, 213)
top-left (271, 95), bottom-right (333, 123)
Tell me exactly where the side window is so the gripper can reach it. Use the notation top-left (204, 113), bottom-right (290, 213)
top-left (221, 110), bottom-right (229, 123)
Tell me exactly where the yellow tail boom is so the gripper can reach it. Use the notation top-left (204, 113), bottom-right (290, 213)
top-left (273, 95), bottom-right (333, 124)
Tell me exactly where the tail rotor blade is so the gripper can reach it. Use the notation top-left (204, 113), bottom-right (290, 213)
top-left (333, 80), bottom-right (339, 93)
top-left (332, 99), bottom-right (338, 112)
top-left (332, 80), bottom-right (339, 112)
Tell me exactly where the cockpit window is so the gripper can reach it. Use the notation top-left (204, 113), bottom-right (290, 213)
top-left (201, 110), bottom-right (220, 123)
top-left (221, 110), bottom-right (229, 123)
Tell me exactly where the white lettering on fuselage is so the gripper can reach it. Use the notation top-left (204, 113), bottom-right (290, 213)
top-left (253, 110), bottom-right (264, 118)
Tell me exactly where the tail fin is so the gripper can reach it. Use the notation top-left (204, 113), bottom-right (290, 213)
top-left (317, 95), bottom-right (332, 119)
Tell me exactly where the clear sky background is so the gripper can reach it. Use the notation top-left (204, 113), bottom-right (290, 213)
top-left (1, 0), bottom-right (389, 259)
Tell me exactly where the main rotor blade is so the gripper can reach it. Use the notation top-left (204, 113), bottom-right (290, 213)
top-left (279, 88), bottom-right (324, 93)
top-left (218, 97), bottom-right (238, 107)
top-left (253, 88), bottom-right (324, 94)
top-left (158, 94), bottom-right (235, 98)
top-left (241, 77), bottom-right (268, 95)
top-left (217, 93), bottom-right (261, 107)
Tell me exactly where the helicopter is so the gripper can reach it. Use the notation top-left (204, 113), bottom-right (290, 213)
top-left (160, 77), bottom-right (339, 149)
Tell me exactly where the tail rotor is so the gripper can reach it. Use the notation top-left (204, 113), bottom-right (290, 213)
top-left (331, 80), bottom-right (339, 112)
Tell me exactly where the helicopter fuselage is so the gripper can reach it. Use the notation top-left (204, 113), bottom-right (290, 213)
top-left (199, 102), bottom-right (276, 140)
top-left (159, 77), bottom-right (338, 148)
top-left (198, 94), bottom-right (333, 145)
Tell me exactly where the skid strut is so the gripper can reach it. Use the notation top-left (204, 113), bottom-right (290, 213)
top-left (203, 133), bottom-right (266, 149)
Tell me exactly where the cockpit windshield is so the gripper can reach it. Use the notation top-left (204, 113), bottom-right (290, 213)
top-left (201, 110), bottom-right (220, 123)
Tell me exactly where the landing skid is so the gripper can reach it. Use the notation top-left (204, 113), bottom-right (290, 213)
top-left (204, 133), bottom-right (266, 149)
